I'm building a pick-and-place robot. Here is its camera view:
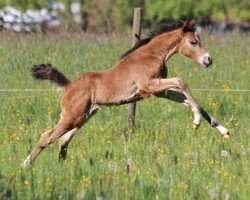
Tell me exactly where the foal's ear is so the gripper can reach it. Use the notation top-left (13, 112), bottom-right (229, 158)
top-left (182, 20), bottom-right (196, 32)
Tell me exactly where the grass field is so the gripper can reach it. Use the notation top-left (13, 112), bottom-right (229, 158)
top-left (0, 31), bottom-right (249, 200)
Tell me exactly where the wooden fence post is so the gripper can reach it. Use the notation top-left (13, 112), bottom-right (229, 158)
top-left (127, 7), bottom-right (142, 128)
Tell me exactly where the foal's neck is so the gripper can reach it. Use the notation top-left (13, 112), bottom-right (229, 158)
top-left (148, 29), bottom-right (182, 62)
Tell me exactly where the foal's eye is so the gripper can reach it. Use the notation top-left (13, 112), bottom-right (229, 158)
top-left (190, 41), bottom-right (197, 46)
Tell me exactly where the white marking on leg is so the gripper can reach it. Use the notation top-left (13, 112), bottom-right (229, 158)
top-left (192, 107), bottom-right (201, 129)
top-left (192, 108), bottom-right (201, 125)
top-left (22, 155), bottom-right (31, 168)
top-left (216, 124), bottom-right (229, 135)
top-left (59, 128), bottom-right (78, 146)
top-left (183, 99), bottom-right (191, 107)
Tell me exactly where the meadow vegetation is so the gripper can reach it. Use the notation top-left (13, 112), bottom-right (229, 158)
top-left (0, 31), bottom-right (249, 199)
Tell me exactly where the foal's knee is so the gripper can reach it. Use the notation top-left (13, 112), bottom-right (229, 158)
top-left (175, 77), bottom-right (187, 90)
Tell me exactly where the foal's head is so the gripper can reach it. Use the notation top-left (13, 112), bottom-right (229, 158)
top-left (178, 20), bottom-right (212, 67)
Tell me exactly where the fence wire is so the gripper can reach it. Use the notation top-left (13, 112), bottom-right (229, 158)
top-left (0, 88), bottom-right (249, 100)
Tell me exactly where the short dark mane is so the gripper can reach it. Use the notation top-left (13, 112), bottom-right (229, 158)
top-left (120, 21), bottom-right (184, 59)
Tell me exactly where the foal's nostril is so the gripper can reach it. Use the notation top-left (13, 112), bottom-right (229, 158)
top-left (208, 56), bottom-right (213, 64)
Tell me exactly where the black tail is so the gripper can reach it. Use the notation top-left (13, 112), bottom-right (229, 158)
top-left (31, 64), bottom-right (70, 87)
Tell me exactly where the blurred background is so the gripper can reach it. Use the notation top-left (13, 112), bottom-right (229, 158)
top-left (0, 0), bottom-right (249, 33)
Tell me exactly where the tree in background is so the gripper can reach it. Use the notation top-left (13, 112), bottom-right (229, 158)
top-left (76, 0), bottom-right (143, 32)
top-left (0, 0), bottom-right (249, 31)
top-left (144, 0), bottom-right (249, 23)
top-left (0, 0), bottom-right (45, 10)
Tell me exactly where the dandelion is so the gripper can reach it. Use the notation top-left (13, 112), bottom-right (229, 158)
top-left (81, 176), bottom-right (89, 185)
top-left (181, 183), bottom-right (189, 189)
top-left (211, 102), bottom-right (220, 110)
top-left (24, 180), bottom-right (29, 185)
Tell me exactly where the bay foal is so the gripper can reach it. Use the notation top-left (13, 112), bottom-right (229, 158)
top-left (23, 20), bottom-right (230, 168)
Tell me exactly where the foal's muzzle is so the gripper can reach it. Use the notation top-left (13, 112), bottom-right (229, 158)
top-left (202, 55), bottom-right (213, 67)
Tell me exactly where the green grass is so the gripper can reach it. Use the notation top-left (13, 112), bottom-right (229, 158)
top-left (0, 31), bottom-right (249, 199)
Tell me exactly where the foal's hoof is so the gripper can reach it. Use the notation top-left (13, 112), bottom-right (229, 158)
top-left (22, 155), bottom-right (32, 168)
top-left (192, 123), bottom-right (200, 130)
top-left (223, 132), bottom-right (231, 139)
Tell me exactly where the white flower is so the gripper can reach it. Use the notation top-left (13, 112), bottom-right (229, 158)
top-left (96, 196), bottom-right (105, 200)
top-left (223, 190), bottom-right (230, 200)
top-left (76, 187), bottom-right (86, 200)
top-left (221, 150), bottom-right (230, 157)
top-left (157, 178), bottom-right (169, 187)
top-left (207, 186), bottom-right (219, 199)
top-left (108, 162), bottom-right (117, 171)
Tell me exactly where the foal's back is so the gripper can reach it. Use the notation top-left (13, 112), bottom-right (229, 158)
top-left (62, 63), bottom-right (140, 107)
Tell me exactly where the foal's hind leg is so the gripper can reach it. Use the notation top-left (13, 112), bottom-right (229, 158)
top-left (22, 121), bottom-right (72, 168)
top-left (154, 89), bottom-right (230, 138)
top-left (58, 105), bottom-right (98, 160)
top-left (58, 128), bottom-right (78, 160)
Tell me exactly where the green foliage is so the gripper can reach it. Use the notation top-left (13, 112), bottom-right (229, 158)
top-left (76, 0), bottom-right (144, 31)
top-left (238, 0), bottom-right (250, 21)
top-left (0, 0), bottom-right (249, 31)
top-left (145, 0), bottom-right (194, 21)
top-left (0, 0), bottom-right (46, 10)
top-left (144, 0), bottom-right (250, 21)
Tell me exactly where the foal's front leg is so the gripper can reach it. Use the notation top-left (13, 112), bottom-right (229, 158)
top-left (154, 89), bottom-right (230, 138)
top-left (139, 77), bottom-right (201, 128)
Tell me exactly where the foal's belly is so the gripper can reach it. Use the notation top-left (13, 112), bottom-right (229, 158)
top-left (94, 82), bottom-right (143, 106)
top-left (97, 94), bottom-right (143, 106)
top-left (104, 93), bottom-right (143, 106)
